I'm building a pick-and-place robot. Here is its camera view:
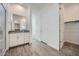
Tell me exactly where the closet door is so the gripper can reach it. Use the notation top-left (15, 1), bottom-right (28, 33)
top-left (0, 4), bottom-right (6, 55)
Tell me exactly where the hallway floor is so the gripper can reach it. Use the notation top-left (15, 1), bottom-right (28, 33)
top-left (5, 40), bottom-right (79, 56)
top-left (5, 39), bottom-right (59, 56)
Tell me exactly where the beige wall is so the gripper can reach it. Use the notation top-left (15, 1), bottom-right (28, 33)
top-left (63, 4), bottom-right (79, 22)
top-left (10, 4), bottom-right (28, 17)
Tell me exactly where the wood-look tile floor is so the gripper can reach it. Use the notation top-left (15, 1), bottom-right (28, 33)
top-left (0, 49), bottom-right (2, 56)
top-left (60, 42), bottom-right (79, 56)
top-left (5, 39), bottom-right (59, 56)
top-left (5, 40), bottom-right (79, 56)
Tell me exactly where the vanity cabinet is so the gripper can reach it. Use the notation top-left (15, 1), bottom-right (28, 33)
top-left (9, 34), bottom-right (18, 47)
top-left (17, 33), bottom-right (24, 45)
top-left (9, 32), bottom-right (30, 47)
top-left (24, 33), bottom-right (30, 43)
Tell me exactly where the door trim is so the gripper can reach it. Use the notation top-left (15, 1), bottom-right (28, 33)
top-left (1, 3), bottom-right (6, 56)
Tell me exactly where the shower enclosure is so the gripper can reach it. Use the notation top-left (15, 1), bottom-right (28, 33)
top-left (0, 4), bottom-right (6, 56)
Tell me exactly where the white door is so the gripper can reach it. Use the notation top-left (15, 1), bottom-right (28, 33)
top-left (0, 4), bottom-right (6, 55)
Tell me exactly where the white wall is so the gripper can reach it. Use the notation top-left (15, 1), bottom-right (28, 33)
top-left (31, 6), bottom-right (41, 41)
top-left (10, 4), bottom-right (28, 17)
top-left (9, 4), bottom-right (29, 31)
top-left (32, 10), bottom-right (36, 40)
top-left (64, 22), bottom-right (79, 45)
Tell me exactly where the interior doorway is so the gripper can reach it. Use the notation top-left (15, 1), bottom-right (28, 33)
top-left (59, 3), bottom-right (79, 56)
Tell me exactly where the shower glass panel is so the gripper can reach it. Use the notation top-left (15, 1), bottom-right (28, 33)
top-left (0, 4), bottom-right (6, 56)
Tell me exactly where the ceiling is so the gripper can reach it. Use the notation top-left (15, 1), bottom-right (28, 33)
top-left (10, 3), bottom-right (47, 9)
top-left (30, 3), bottom-right (47, 9)
top-left (9, 3), bottom-right (28, 9)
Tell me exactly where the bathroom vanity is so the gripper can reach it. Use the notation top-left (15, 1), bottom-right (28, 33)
top-left (7, 4), bottom-right (31, 48)
top-left (9, 30), bottom-right (31, 47)
top-left (8, 13), bottom-right (31, 47)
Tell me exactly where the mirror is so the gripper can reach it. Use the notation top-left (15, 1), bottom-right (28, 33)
top-left (13, 14), bottom-right (27, 31)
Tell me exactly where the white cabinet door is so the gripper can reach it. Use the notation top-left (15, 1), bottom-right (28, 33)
top-left (9, 33), bottom-right (31, 47)
top-left (17, 33), bottom-right (24, 45)
top-left (9, 34), bottom-right (18, 47)
top-left (13, 34), bottom-right (18, 46)
top-left (9, 34), bottom-right (14, 47)
top-left (24, 33), bottom-right (30, 43)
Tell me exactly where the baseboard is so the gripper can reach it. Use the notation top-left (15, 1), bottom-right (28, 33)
top-left (63, 42), bottom-right (79, 49)
top-left (47, 43), bottom-right (59, 52)
top-left (41, 41), bottom-right (47, 45)
top-left (9, 42), bottom-right (30, 49)
top-left (41, 41), bottom-right (59, 52)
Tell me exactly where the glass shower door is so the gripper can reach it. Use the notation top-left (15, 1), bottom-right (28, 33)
top-left (0, 4), bottom-right (6, 56)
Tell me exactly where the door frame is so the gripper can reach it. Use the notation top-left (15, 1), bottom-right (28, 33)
top-left (59, 3), bottom-right (64, 50)
top-left (0, 3), bottom-right (6, 56)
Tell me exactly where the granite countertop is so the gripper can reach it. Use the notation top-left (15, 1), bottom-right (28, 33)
top-left (8, 30), bottom-right (30, 33)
